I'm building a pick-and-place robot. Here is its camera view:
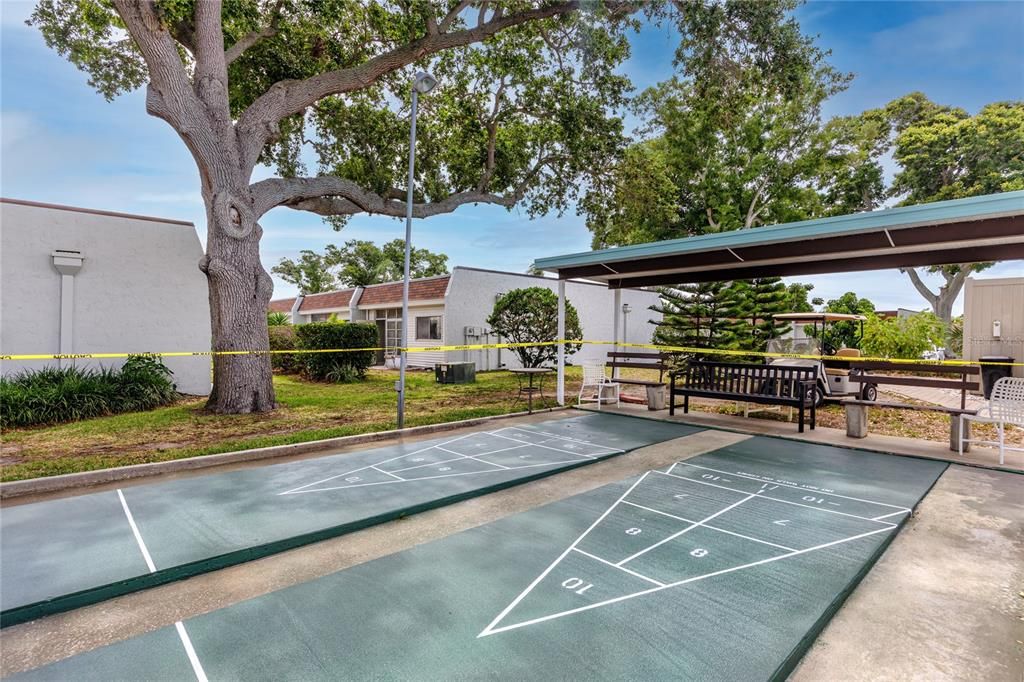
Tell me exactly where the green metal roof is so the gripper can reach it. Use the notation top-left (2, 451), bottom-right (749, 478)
top-left (533, 190), bottom-right (1024, 274)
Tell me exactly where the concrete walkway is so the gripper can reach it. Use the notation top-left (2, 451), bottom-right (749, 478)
top-left (793, 464), bottom-right (1024, 681)
top-left (881, 384), bottom-right (988, 411)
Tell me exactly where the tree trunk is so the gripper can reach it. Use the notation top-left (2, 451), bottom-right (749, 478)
top-left (201, 189), bottom-right (276, 413)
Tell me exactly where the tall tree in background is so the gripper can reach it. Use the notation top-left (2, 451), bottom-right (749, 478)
top-left (822, 291), bottom-right (875, 352)
top-left (651, 281), bottom-right (745, 355)
top-left (733, 278), bottom-right (792, 353)
top-left (273, 240), bottom-right (448, 293)
top-left (888, 96), bottom-right (1023, 342)
top-left (31, 0), bottom-right (641, 412)
top-left (584, 0), bottom-right (849, 245)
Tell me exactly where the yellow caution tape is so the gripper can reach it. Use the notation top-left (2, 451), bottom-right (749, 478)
top-left (1, 340), bottom-right (1021, 366)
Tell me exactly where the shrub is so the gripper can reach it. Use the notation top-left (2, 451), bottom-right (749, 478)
top-left (269, 325), bottom-right (300, 373)
top-left (487, 287), bottom-right (582, 368)
top-left (0, 355), bottom-right (178, 429)
top-left (862, 312), bottom-right (945, 359)
top-left (267, 311), bottom-right (291, 326)
top-left (294, 322), bottom-right (378, 382)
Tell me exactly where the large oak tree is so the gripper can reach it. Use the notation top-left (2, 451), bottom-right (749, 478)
top-left (31, 0), bottom-right (640, 412)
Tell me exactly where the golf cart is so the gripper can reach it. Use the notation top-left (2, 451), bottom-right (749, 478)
top-left (766, 313), bottom-right (874, 405)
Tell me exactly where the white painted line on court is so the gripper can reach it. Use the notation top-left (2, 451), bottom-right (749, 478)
top-left (175, 621), bottom-right (210, 682)
top-left (118, 489), bottom-right (208, 682)
top-left (480, 524), bottom-right (896, 637)
top-left (654, 471), bottom-right (899, 527)
top-left (280, 457), bottom-right (592, 494)
top-left (500, 426), bottom-right (624, 452)
top-left (620, 501), bottom-right (796, 552)
top-left (616, 491), bottom-right (760, 567)
top-left (370, 465), bottom-right (406, 481)
top-left (478, 473), bottom-right (653, 638)
top-left (117, 489), bottom-right (156, 573)
top-left (489, 431), bottom-right (617, 459)
top-left (572, 548), bottom-right (665, 587)
top-left (436, 446), bottom-right (511, 470)
top-left (673, 461), bottom-right (912, 512)
top-left (278, 432), bottom-right (478, 495)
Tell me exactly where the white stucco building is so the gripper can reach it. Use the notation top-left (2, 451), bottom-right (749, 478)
top-left (269, 266), bottom-right (661, 369)
top-left (1, 198), bottom-right (212, 395)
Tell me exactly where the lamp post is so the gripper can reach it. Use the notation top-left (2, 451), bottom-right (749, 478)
top-left (397, 71), bottom-right (437, 429)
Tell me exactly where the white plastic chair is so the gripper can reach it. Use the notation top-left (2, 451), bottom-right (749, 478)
top-left (959, 376), bottom-right (1024, 465)
top-left (578, 364), bottom-right (620, 410)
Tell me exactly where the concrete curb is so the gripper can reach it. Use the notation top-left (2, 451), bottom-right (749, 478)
top-left (0, 408), bottom-right (568, 500)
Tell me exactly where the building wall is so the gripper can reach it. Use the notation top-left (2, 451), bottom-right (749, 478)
top-left (962, 276), bottom-right (1024, 378)
top-left (444, 267), bottom-right (661, 370)
top-left (406, 303), bottom-right (447, 368)
top-left (0, 199), bottom-right (212, 395)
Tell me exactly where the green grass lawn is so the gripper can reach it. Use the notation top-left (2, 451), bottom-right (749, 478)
top-left (0, 368), bottom-right (583, 482)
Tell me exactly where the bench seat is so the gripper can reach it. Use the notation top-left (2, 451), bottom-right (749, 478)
top-left (842, 399), bottom-right (978, 451)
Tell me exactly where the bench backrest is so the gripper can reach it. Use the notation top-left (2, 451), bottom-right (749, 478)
top-left (681, 360), bottom-right (816, 399)
top-left (848, 360), bottom-right (979, 376)
top-left (991, 377), bottom-right (1024, 424)
top-left (607, 351), bottom-right (671, 382)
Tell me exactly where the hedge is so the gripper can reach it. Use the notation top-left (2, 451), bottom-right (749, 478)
top-left (294, 322), bottom-right (378, 382)
top-left (269, 325), bottom-right (300, 373)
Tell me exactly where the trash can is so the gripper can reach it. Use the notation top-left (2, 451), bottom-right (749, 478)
top-left (979, 356), bottom-right (1013, 399)
top-left (646, 385), bottom-right (667, 411)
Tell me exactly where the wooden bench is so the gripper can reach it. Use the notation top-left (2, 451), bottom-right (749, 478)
top-left (842, 399), bottom-right (977, 451)
top-left (848, 361), bottom-right (979, 409)
top-left (606, 351), bottom-right (671, 387)
top-left (670, 360), bottom-right (818, 432)
top-left (844, 362), bottom-right (981, 450)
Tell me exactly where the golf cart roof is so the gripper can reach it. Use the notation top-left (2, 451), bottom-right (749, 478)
top-left (772, 313), bottom-right (868, 322)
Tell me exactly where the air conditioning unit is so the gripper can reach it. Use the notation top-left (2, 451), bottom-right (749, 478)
top-left (464, 326), bottom-right (484, 336)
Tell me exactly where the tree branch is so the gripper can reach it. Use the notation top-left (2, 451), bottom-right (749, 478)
top-left (900, 267), bottom-right (938, 307)
top-left (250, 176), bottom-right (519, 220)
top-left (438, 0), bottom-right (472, 32)
top-left (235, 1), bottom-right (582, 172)
top-left (224, 0), bottom-right (285, 65)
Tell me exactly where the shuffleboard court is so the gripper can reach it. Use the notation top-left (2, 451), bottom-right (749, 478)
top-left (1, 412), bottom-right (701, 626)
top-left (13, 437), bottom-right (947, 681)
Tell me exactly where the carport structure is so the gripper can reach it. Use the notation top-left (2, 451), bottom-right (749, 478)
top-left (533, 191), bottom-right (1024, 403)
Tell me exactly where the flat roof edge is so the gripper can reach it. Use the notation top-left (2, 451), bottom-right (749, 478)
top-left (0, 197), bottom-right (196, 227)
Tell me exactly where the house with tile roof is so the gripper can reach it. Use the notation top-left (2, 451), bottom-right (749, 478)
top-left (269, 267), bottom-right (660, 369)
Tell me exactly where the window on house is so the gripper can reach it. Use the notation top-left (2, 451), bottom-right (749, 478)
top-left (416, 316), bottom-right (442, 340)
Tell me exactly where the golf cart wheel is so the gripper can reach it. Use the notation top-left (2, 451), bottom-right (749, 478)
top-left (810, 386), bottom-right (826, 407)
top-left (861, 384), bottom-right (878, 402)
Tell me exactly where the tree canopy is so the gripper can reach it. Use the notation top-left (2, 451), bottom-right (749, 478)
top-left (273, 239), bottom-right (448, 293)
top-left (486, 287), bottom-right (581, 368)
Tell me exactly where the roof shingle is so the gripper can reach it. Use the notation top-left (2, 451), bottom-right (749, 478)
top-left (358, 275), bottom-right (449, 306)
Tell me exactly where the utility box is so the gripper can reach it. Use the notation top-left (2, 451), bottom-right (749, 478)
top-left (435, 361), bottom-right (476, 384)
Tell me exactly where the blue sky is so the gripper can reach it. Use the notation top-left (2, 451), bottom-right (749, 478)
top-left (2, 1), bottom-right (1022, 312)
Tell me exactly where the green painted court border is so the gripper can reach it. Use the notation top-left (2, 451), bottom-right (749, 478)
top-left (2, 415), bottom-right (697, 629)
top-left (582, 406), bottom-right (1024, 477)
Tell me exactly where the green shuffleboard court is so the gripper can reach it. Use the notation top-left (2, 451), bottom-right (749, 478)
top-left (1, 412), bottom-right (701, 626)
top-left (14, 437), bottom-right (947, 681)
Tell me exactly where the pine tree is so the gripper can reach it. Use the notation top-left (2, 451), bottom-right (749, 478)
top-left (733, 278), bottom-right (793, 353)
top-left (651, 281), bottom-right (745, 358)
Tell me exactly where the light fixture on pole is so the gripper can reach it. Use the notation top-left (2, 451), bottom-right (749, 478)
top-left (397, 71), bottom-right (437, 429)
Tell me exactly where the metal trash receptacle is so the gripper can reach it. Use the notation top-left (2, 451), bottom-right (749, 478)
top-left (979, 356), bottom-right (1013, 399)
